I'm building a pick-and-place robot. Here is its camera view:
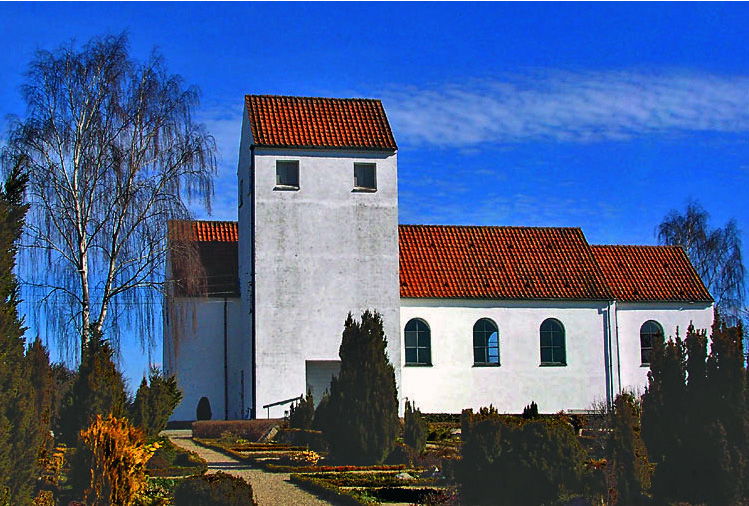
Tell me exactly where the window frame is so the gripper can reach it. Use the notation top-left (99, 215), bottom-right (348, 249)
top-left (539, 318), bottom-right (566, 366)
top-left (275, 160), bottom-right (300, 190)
top-left (473, 318), bottom-right (500, 366)
top-left (640, 320), bottom-right (663, 366)
top-left (353, 162), bottom-right (377, 191)
top-left (404, 318), bottom-right (432, 366)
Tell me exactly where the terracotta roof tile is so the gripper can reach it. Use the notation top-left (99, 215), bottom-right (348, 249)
top-left (399, 225), bottom-right (612, 300)
top-left (168, 220), bottom-right (238, 242)
top-left (245, 95), bottom-right (397, 150)
top-left (591, 245), bottom-right (713, 303)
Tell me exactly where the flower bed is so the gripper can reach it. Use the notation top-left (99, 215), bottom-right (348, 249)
top-left (290, 472), bottom-right (447, 505)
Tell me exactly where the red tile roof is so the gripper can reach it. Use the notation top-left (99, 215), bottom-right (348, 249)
top-left (399, 225), bottom-right (612, 300)
top-left (245, 95), bottom-right (397, 150)
top-left (590, 245), bottom-right (713, 303)
top-left (166, 221), bottom-right (712, 303)
top-left (168, 220), bottom-right (238, 242)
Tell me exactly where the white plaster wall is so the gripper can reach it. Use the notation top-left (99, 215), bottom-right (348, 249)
top-left (616, 302), bottom-right (713, 394)
top-left (165, 298), bottom-right (242, 421)
top-left (252, 147), bottom-right (400, 418)
top-left (399, 299), bottom-right (610, 414)
top-left (236, 107), bottom-right (254, 418)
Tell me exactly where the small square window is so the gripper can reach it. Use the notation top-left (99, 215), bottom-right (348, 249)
top-left (276, 160), bottom-right (299, 189)
top-left (354, 163), bottom-right (376, 190)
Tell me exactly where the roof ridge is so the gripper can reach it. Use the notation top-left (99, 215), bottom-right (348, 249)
top-left (399, 224), bottom-right (584, 232)
top-left (246, 94), bottom-right (382, 103)
top-left (591, 243), bottom-right (681, 249)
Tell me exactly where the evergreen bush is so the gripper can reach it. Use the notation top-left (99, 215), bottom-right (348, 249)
top-left (196, 396), bottom-right (212, 421)
top-left (457, 407), bottom-right (585, 506)
top-left (322, 310), bottom-right (399, 464)
top-left (404, 399), bottom-right (427, 454)
top-left (57, 330), bottom-right (128, 445)
top-left (173, 472), bottom-right (256, 506)
top-left (130, 368), bottom-right (183, 438)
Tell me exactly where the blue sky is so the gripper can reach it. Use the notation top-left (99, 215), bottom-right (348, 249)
top-left (1, 2), bottom-right (748, 392)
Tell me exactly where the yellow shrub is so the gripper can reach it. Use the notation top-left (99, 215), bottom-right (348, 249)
top-left (79, 414), bottom-right (159, 506)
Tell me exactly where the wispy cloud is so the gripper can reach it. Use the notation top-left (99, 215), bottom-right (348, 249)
top-left (381, 70), bottom-right (749, 147)
top-left (192, 104), bottom-right (243, 221)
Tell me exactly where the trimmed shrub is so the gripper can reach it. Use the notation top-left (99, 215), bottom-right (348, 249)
top-left (457, 408), bottom-right (585, 506)
top-left (145, 437), bottom-right (207, 477)
top-left (275, 428), bottom-right (328, 452)
top-left (196, 396), bottom-right (212, 421)
top-left (404, 399), bottom-right (427, 454)
top-left (192, 419), bottom-right (279, 441)
top-left (173, 472), bottom-right (256, 506)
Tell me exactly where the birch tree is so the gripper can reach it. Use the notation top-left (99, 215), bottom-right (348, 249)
top-left (657, 200), bottom-right (745, 323)
top-left (2, 33), bottom-right (215, 351)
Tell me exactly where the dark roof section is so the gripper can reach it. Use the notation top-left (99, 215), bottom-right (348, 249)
top-left (399, 225), bottom-right (613, 301)
top-left (591, 245), bottom-right (713, 303)
top-left (168, 220), bottom-right (239, 298)
top-left (245, 95), bottom-right (397, 150)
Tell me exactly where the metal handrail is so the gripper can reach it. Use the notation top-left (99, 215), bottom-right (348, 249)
top-left (262, 395), bottom-right (303, 419)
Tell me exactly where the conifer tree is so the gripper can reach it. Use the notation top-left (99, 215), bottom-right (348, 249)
top-left (0, 164), bottom-right (44, 505)
top-left (58, 330), bottom-right (128, 445)
top-left (324, 310), bottom-right (399, 464)
top-left (703, 313), bottom-right (745, 505)
top-left (641, 329), bottom-right (688, 503)
top-left (288, 390), bottom-right (314, 430)
top-left (27, 337), bottom-right (54, 473)
top-left (130, 368), bottom-right (183, 438)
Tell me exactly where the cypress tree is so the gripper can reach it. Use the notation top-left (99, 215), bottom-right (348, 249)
top-left (0, 164), bottom-right (44, 505)
top-left (703, 313), bottom-right (745, 505)
top-left (324, 310), bottom-right (399, 464)
top-left (609, 393), bottom-right (645, 505)
top-left (641, 329), bottom-right (688, 503)
top-left (404, 399), bottom-right (427, 454)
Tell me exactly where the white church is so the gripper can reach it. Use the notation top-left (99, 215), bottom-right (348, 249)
top-left (164, 94), bottom-right (713, 421)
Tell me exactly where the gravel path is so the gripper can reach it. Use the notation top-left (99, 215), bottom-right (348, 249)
top-left (164, 430), bottom-right (338, 506)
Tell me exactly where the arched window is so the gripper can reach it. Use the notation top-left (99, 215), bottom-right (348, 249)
top-left (473, 318), bottom-right (499, 365)
top-left (405, 318), bottom-right (431, 365)
top-left (540, 318), bottom-right (566, 365)
top-left (640, 320), bottom-right (663, 365)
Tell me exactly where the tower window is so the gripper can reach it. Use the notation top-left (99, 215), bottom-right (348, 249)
top-left (276, 160), bottom-right (299, 189)
top-left (354, 163), bottom-right (377, 191)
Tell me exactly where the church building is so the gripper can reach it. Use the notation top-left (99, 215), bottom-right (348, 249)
top-left (164, 95), bottom-right (713, 421)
